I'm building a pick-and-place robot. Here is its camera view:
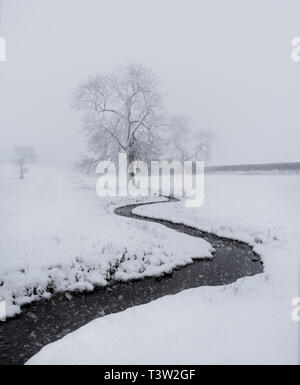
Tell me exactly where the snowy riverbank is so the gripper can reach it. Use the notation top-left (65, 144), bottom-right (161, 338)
top-left (27, 174), bottom-right (300, 365)
top-left (0, 165), bottom-right (213, 319)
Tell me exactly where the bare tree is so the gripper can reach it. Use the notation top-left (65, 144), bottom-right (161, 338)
top-left (167, 116), bottom-right (213, 162)
top-left (12, 146), bottom-right (36, 179)
top-left (73, 64), bottom-right (166, 172)
top-left (74, 155), bottom-right (97, 174)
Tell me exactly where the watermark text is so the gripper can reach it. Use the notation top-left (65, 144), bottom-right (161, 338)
top-left (96, 153), bottom-right (205, 208)
top-left (0, 299), bottom-right (6, 322)
top-left (0, 37), bottom-right (6, 62)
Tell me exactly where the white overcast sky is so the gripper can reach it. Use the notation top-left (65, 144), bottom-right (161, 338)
top-left (0, 0), bottom-right (300, 165)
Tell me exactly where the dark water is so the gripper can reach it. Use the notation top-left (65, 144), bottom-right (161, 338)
top-left (0, 199), bottom-right (263, 365)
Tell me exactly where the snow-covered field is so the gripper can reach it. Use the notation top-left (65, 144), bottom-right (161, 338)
top-left (27, 173), bottom-right (300, 365)
top-left (0, 165), bottom-right (213, 318)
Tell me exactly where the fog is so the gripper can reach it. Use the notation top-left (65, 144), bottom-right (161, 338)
top-left (0, 0), bottom-right (299, 166)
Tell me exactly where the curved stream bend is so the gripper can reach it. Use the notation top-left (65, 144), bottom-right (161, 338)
top-left (115, 197), bottom-right (263, 285)
top-left (0, 198), bottom-right (263, 365)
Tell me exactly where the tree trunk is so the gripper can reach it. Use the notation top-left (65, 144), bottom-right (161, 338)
top-left (127, 151), bottom-right (136, 185)
top-left (20, 165), bottom-right (24, 180)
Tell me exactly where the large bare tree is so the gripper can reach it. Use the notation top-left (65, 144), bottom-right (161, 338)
top-left (73, 64), bottom-right (166, 172)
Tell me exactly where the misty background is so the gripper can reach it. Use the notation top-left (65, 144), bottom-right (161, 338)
top-left (0, 0), bottom-right (299, 166)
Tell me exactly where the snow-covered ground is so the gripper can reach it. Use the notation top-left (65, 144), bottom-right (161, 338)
top-left (0, 164), bottom-right (213, 318)
top-left (27, 174), bottom-right (300, 365)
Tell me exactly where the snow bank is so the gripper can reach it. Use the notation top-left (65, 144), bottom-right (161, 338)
top-left (134, 175), bottom-right (300, 286)
top-left (27, 174), bottom-right (300, 365)
top-left (26, 276), bottom-right (297, 365)
top-left (0, 165), bottom-right (213, 318)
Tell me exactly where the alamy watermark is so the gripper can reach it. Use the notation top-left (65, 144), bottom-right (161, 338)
top-left (0, 298), bottom-right (6, 322)
top-left (96, 153), bottom-right (205, 208)
top-left (292, 297), bottom-right (300, 322)
top-left (291, 37), bottom-right (300, 62)
top-left (0, 36), bottom-right (6, 62)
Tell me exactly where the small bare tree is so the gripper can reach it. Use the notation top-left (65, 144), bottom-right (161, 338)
top-left (13, 146), bottom-right (36, 179)
top-left (73, 64), bottom-right (166, 172)
top-left (167, 116), bottom-right (213, 162)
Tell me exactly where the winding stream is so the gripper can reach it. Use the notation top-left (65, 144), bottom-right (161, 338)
top-left (0, 198), bottom-right (263, 365)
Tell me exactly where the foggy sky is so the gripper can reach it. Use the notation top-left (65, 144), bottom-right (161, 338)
top-left (0, 0), bottom-right (300, 166)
